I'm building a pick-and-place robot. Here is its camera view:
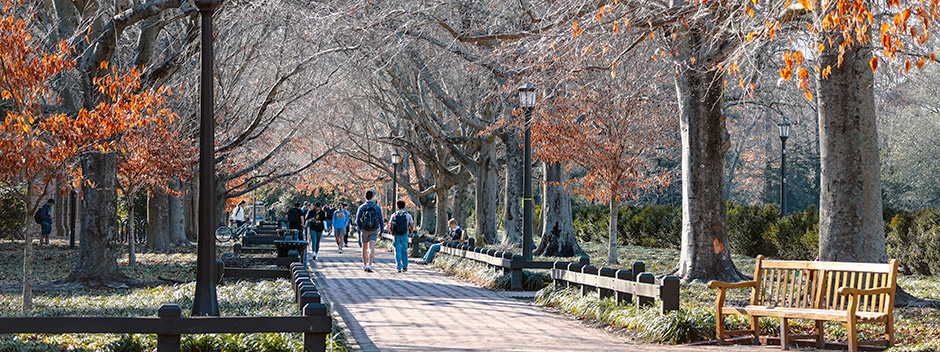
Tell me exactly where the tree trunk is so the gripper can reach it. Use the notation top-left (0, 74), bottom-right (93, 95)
top-left (66, 152), bottom-right (132, 286)
top-left (127, 195), bottom-right (137, 266)
top-left (607, 193), bottom-right (619, 264)
top-left (536, 162), bottom-right (582, 257)
top-left (453, 181), bottom-right (468, 230)
top-left (672, 27), bottom-right (745, 282)
top-left (502, 131), bottom-right (524, 244)
top-left (147, 189), bottom-right (170, 252)
top-left (168, 178), bottom-right (188, 246)
top-left (434, 173), bottom-right (450, 238)
top-left (476, 137), bottom-right (500, 244)
top-left (816, 33), bottom-right (886, 263)
top-left (418, 194), bottom-right (436, 234)
top-left (21, 186), bottom-right (35, 312)
top-left (54, 181), bottom-right (65, 239)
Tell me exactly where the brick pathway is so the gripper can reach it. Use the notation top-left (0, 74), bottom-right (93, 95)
top-left (308, 235), bottom-right (833, 352)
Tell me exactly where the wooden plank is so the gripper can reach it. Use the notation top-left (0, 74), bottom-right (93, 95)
top-left (0, 316), bottom-right (332, 334)
top-left (760, 260), bottom-right (892, 273)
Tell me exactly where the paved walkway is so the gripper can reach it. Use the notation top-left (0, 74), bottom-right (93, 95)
top-left (307, 234), bottom-right (831, 352)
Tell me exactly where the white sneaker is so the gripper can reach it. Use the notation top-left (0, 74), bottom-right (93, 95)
top-left (339, 248), bottom-right (343, 254)
top-left (366, 266), bottom-right (374, 272)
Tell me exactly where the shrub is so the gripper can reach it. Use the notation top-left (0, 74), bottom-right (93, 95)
top-left (0, 190), bottom-right (25, 240)
top-left (886, 208), bottom-right (940, 275)
top-left (764, 207), bottom-right (819, 260)
top-left (621, 205), bottom-right (681, 248)
top-left (727, 203), bottom-right (779, 257)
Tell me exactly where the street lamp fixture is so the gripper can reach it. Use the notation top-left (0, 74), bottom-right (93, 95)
top-left (518, 83), bottom-right (537, 261)
top-left (193, 0), bottom-right (221, 317)
top-left (777, 119), bottom-right (792, 216)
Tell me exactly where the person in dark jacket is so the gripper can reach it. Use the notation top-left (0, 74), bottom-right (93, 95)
top-left (39, 199), bottom-right (54, 245)
top-left (286, 203), bottom-right (304, 240)
top-left (416, 219), bottom-right (463, 265)
top-left (306, 203), bottom-right (327, 260)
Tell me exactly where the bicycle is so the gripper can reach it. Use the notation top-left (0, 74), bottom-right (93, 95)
top-left (215, 222), bottom-right (257, 242)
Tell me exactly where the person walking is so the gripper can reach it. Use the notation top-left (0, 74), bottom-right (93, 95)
top-left (37, 199), bottom-right (53, 245)
top-left (355, 191), bottom-right (383, 272)
top-left (323, 203), bottom-right (335, 237)
top-left (230, 200), bottom-right (246, 228)
top-left (416, 218), bottom-right (463, 265)
top-left (332, 202), bottom-right (351, 253)
top-left (387, 200), bottom-right (415, 272)
top-left (306, 202), bottom-right (327, 260)
top-left (287, 203), bottom-right (304, 240)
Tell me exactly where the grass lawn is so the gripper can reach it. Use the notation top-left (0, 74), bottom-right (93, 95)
top-left (0, 238), bottom-right (346, 351)
top-left (439, 241), bottom-right (940, 350)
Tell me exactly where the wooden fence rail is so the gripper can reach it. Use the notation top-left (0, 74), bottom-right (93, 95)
top-left (437, 241), bottom-right (557, 290)
top-left (551, 260), bottom-right (681, 313)
top-left (0, 262), bottom-right (332, 352)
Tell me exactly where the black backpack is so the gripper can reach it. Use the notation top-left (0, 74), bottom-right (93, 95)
top-left (33, 208), bottom-right (43, 224)
top-left (360, 204), bottom-right (381, 231)
top-left (287, 208), bottom-right (302, 224)
top-left (392, 211), bottom-right (409, 235)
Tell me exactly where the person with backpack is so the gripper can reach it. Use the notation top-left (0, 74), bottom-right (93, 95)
top-left (416, 219), bottom-right (463, 265)
top-left (230, 200), bottom-right (246, 228)
top-left (306, 202), bottom-right (327, 260)
top-left (35, 199), bottom-right (54, 245)
top-left (286, 203), bottom-right (304, 240)
top-left (386, 200), bottom-right (415, 273)
top-left (355, 191), bottom-right (383, 272)
top-left (331, 202), bottom-right (351, 253)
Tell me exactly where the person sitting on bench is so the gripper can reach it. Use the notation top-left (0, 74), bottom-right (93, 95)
top-left (416, 219), bottom-right (462, 265)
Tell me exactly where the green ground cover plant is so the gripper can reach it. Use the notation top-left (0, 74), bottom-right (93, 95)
top-left (0, 239), bottom-right (347, 351)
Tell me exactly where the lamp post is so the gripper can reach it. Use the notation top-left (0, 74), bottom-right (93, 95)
top-left (193, 0), bottom-right (220, 317)
top-left (518, 83), bottom-right (537, 261)
top-left (777, 119), bottom-right (791, 216)
top-left (391, 151), bottom-right (402, 207)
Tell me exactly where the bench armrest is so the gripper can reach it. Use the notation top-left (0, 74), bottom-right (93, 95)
top-left (707, 280), bottom-right (758, 290)
top-left (837, 286), bottom-right (894, 297)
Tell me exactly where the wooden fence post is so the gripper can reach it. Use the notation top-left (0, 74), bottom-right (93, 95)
top-left (157, 304), bottom-right (181, 352)
top-left (598, 268), bottom-right (615, 299)
top-left (567, 262), bottom-right (584, 292)
top-left (581, 265), bottom-right (597, 296)
top-left (233, 243), bottom-right (242, 256)
top-left (215, 260), bottom-right (225, 284)
top-left (468, 237), bottom-right (475, 247)
top-left (299, 291), bottom-right (322, 312)
top-left (615, 269), bottom-right (633, 304)
top-left (637, 273), bottom-right (655, 307)
top-left (303, 303), bottom-right (329, 352)
top-left (510, 255), bottom-right (524, 290)
top-left (553, 261), bottom-right (569, 288)
top-left (579, 255), bottom-right (590, 266)
top-left (661, 276), bottom-right (680, 313)
top-left (632, 261), bottom-right (645, 277)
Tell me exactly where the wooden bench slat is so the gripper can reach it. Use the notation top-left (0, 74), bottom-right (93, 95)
top-left (760, 260), bottom-right (894, 273)
top-left (719, 306), bottom-right (889, 322)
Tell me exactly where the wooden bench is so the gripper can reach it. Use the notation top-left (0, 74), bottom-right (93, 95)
top-left (708, 256), bottom-right (898, 352)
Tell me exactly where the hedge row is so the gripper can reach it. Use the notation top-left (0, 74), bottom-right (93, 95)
top-left (573, 203), bottom-right (819, 261)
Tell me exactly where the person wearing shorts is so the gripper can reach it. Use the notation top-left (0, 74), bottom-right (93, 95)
top-left (355, 191), bottom-right (383, 272)
top-left (332, 203), bottom-right (351, 253)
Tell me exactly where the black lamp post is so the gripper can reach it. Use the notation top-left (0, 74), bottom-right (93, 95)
top-left (391, 151), bottom-right (402, 207)
top-left (193, 0), bottom-right (220, 317)
top-left (777, 119), bottom-right (791, 216)
top-left (518, 83), bottom-right (537, 261)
